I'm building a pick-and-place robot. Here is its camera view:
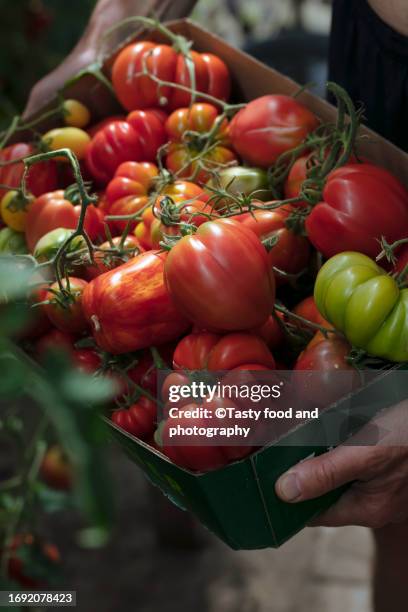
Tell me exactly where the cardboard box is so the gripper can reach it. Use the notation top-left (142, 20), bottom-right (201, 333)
top-left (28, 19), bottom-right (408, 549)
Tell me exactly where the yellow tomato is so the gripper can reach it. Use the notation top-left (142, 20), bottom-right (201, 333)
top-left (1, 190), bottom-right (33, 232)
top-left (42, 127), bottom-right (91, 161)
top-left (63, 99), bottom-right (91, 128)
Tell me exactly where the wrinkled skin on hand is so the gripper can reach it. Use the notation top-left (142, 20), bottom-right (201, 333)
top-left (276, 400), bottom-right (408, 529)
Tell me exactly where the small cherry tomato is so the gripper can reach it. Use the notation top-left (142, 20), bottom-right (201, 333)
top-left (1, 191), bottom-right (33, 232)
top-left (40, 445), bottom-right (73, 490)
top-left (44, 277), bottom-right (88, 334)
top-left (71, 348), bottom-right (102, 373)
top-left (42, 127), bottom-right (91, 160)
top-left (0, 142), bottom-right (58, 200)
top-left (35, 329), bottom-right (76, 359)
top-left (63, 99), bottom-right (91, 128)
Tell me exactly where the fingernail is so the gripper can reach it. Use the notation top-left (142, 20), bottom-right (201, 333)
top-left (276, 472), bottom-right (301, 502)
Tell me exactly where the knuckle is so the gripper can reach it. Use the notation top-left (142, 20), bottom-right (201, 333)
top-left (312, 456), bottom-right (338, 493)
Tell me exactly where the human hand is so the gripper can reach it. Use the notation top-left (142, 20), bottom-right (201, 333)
top-left (275, 400), bottom-right (408, 528)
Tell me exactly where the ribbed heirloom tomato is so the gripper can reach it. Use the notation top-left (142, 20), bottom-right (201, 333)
top-left (236, 208), bottom-right (310, 284)
top-left (164, 218), bottom-right (276, 331)
top-left (229, 95), bottom-right (319, 167)
top-left (111, 397), bottom-right (157, 440)
top-left (165, 103), bottom-right (237, 183)
top-left (111, 41), bottom-right (230, 111)
top-left (85, 110), bottom-right (166, 183)
top-left (82, 251), bottom-right (189, 354)
top-left (306, 164), bottom-right (408, 259)
top-left (106, 161), bottom-right (158, 204)
top-left (314, 252), bottom-right (408, 361)
top-left (172, 331), bottom-right (276, 370)
top-left (134, 180), bottom-right (206, 249)
top-left (25, 190), bottom-right (105, 252)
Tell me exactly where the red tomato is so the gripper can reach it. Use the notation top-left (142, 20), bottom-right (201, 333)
top-left (44, 277), bottom-right (88, 334)
top-left (293, 296), bottom-right (328, 329)
top-left (109, 194), bottom-right (148, 233)
top-left (164, 104), bottom-right (235, 183)
top-left (112, 42), bottom-right (230, 112)
top-left (394, 245), bottom-right (408, 278)
top-left (87, 115), bottom-right (125, 137)
top-left (306, 163), bottom-right (408, 259)
top-left (134, 180), bottom-right (207, 249)
top-left (7, 535), bottom-right (60, 589)
top-left (126, 109), bottom-right (167, 160)
top-left (85, 235), bottom-right (142, 280)
top-left (71, 348), bottom-right (102, 373)
top-left (106, 161), bottom-right (158, 204)
top-left (294, 336), bottom-right (358, 409)
top-left (165, 103), bottom-right (229, 143)
top-left (111, 396), bottom-right (157, 440)
top-left (229, 95), bottom-right (319, 167)
top-left (85, 112), bottom-right (165, 183)
top-left (159, 396), bottom-right (251, 472)
top-left (82, 251), bottom-right (189, 354)
top-left (40, 445), bottom-right (72, 490)
top-left (237, 208), bottom-right (310, 284)
top-left (173, 331), bottom-right (275, 370)
top-left (25, 190), bottom-right (105, 252)
top-left (0, 143), bottom-right (58, 199)
top-left (35, 329), bottom-right (75, 358)
top-left (14, 285), bottom-right (51, 341)
top-left (164, 219), bottom-right (276, 331)
top-left (166, 142), bottom-right (236, 184)
top-left (251, 314), bottom-right (285, 351)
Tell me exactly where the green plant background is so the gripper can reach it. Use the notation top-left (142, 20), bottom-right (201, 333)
top-left (0, 0), bottom-right (96, 126)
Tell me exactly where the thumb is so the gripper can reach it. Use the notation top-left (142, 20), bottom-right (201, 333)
top-left (275, 445), bottom-right (374, 503)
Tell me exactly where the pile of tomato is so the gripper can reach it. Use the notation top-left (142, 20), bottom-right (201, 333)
top-left (2, 31), bottom-right (408, 474)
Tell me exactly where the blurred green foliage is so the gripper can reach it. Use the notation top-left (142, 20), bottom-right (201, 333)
top-left (0, 0), bottom-right (96, 126)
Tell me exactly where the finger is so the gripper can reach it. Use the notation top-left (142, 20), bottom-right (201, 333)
top-left (275, 445), bottom-right (376, 503)
top-left (307, 488), bottom-right (367, 527)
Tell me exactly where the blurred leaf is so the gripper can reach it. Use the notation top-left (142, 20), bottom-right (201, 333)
top-left (0, 256), bottom-right (35, 301)
top-left (0, 303), bottom-right (31, 337)
top-left (34, 482), bottom-right (73, 514)
top-left (4, 341), bottom-right (115, 542)
top-left (0, 351), bottom-right (27, 398)
top-left (77, 525), bottom-right (110, 549)
top-left (60, 370), bottom-right (116, 405)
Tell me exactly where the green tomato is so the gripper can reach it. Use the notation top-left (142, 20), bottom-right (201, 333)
top-left (314, 251), bottom-right (408, 362)
top-left (207, 166), bottom-right (272, 200)
top-left (34, 228), bottom-right (85, 263)
top-left (0, 227), bottom-right (28, 254)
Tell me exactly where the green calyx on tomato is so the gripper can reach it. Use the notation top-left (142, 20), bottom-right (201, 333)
top-left (314, 251), bottom-right (408, 362)
top-left (33, 228), bottom-right (86, 263)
